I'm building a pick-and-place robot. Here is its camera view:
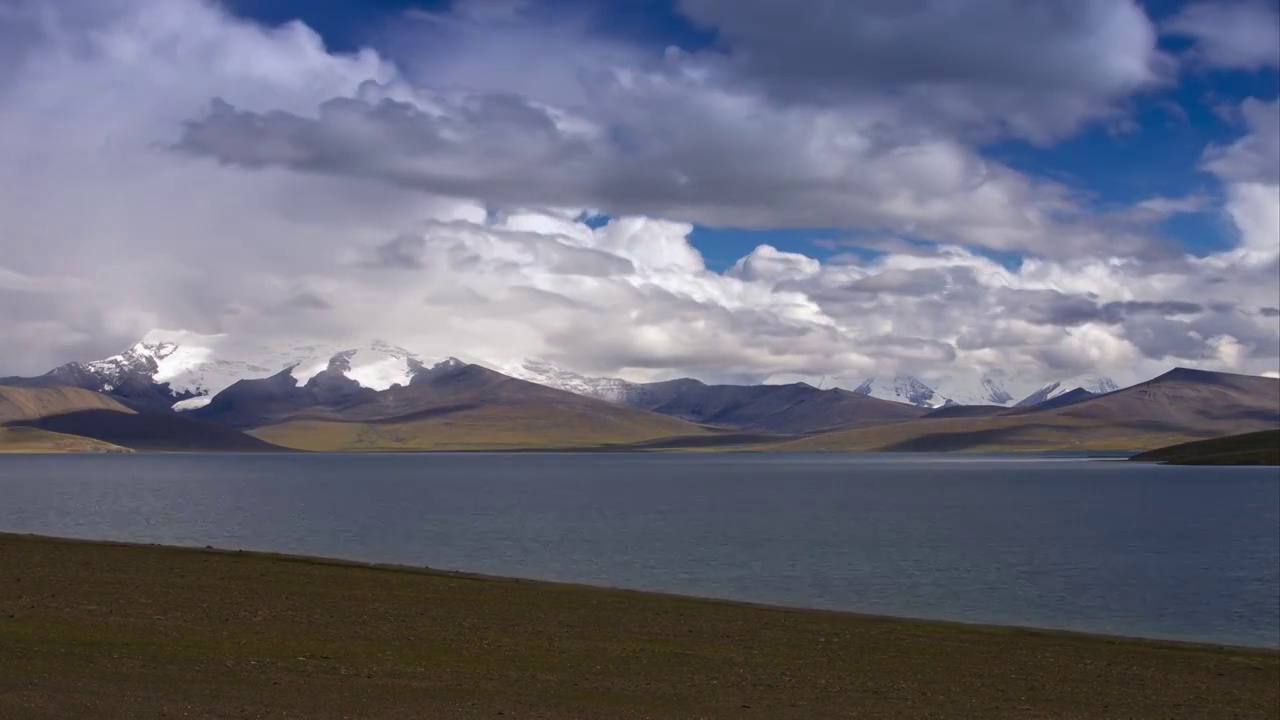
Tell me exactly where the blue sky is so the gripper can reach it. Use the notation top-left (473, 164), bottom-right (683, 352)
top-left (223, 0), bottom-right (1277, 269)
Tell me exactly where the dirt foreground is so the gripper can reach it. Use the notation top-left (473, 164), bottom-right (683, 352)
top-left (1, 533), bottom-right (1276, 719)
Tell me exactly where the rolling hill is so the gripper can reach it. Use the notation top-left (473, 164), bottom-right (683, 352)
top-left (1, 384), bottom-right (284, 453)
top-left (779, 368), bottom-right (1280, 453)
top-left (1130, 429), bottom-right (1280, 466)
top-left (196, 362), bottom-right (716, 451)
top-left (0, 426), bottom-right (130, 453)
top-left (0, 385), bottom-right (134, 424)
top-left (615, 379), bottom-right (929, 434)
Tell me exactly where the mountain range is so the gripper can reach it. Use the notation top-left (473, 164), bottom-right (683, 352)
top-left (1, 331), bottom-right (1277, 454)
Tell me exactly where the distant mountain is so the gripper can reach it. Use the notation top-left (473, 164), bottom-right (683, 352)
top-left (1014, 376), bottom-right (1119, 407)
top-left (617, 380), bottom-right (928, 434)
top-left (853, 376), bottom-right (947, 408)
top-left (780, 368), bottom-right (1280, 453)
top-left (1042, 368), bottom-right (1280, 433)
top-left (1, 333), bottom-right (452, 414)
top-left (496, 361), bottom-right (929, 431)
top-left (195, 360), bottom-right (713, 451)
top-left (7, 330), bottom-right (1272, 454)
top-left (5, 330), bottom-right (1124, 419)
top-left (1, 340), bottom-right (196, 412)
top-left (931, 371), bottom-right (1017, 407)
top-left (920, 404), bottom-right (1006, 420)
top-left (495, 359), bottom-right (641, 404)
top-left (190, 353), bottom-right (466, 429)
top-left (1020, 387), bottom-right (1098, 411)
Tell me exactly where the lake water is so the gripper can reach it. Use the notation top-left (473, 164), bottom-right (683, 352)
top-left (0, 453), bottom-right (1276, 648)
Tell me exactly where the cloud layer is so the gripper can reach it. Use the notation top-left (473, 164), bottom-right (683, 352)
top-left (0, 0), bottom-right (1276, 396)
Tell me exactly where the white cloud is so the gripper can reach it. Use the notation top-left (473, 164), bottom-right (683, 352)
top-left (0, 0), bottom-right (1275, 391)
top-left (1165, 1), bottom-right (1280, 70)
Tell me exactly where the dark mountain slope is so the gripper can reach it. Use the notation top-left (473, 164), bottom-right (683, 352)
top-left (1130, 429), bottom-right (1280, 466)
top-left (14, 410), bottom-right (285, 452)
top-left (619, 380), bottom-right (927, 434)
top-left (192, 361), bottom-right (714, 451)
top-left (780, 368), bottom-right (1280, 452)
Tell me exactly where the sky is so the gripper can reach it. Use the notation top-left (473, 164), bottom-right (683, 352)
top-left (0, 0), bottom-right (1277, 394)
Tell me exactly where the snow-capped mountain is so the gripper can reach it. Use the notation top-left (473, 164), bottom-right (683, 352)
top-left (930, 371), bottom-right (1018, 407)
top-left (852, 376), bottom-right (947, 408)
top-left (9, 328), bottom-right (1127, 417)
top-left (493, 358), bottom-right (642, 404)
top-left (21, 331), bottom-right (452, 412)
top-left (1014, 376), bottom-right (1119, 407)
top-left (928, 371), bottom-right (1120, 407)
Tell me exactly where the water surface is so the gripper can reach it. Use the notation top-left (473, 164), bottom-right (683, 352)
top-left (1, 452), bottom-right (1276, 647)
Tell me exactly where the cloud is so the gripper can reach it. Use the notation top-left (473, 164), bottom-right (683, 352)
top-left (170, 0), bottom-right (1180, 260)
top-left (1204, 99), bottom-right (1280, 185)
top-left (178, 73), bottom-right (1171, 259)
top-left (676, 0), bottom-right (1172, 142)
top-left (1165, 1), bottom-right (1280, 70)
top-left (0, 0), bottom-right (1275, 392)
top-left (1202, 99), bottom-right (1280, 262)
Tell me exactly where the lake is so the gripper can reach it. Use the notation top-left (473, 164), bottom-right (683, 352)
top-left (0, 452), bottom-right (1276, 648)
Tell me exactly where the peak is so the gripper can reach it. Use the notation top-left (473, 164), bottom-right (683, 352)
top-left (367, 339), bottom-right (417, 357)
top-left (1155, 367), bottom-right (1271, 384)
top-left (1158, 367), bottom-right (1225, 382)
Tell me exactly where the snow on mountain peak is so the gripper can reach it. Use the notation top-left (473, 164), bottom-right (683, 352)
top-left (264, 340), bottom-right (443, 393)
top-left (853, 375), bottom-right (946, 408)
top-left (68, 332), bottom-right (463, 409)
top-left (494, 358), bottom-right (639, 403)
top-left (1014, 375), bottom-right (1119, 407)
top-left (929, 370), bottom-right (1018, 407)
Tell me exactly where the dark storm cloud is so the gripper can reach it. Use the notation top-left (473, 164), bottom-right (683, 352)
top-left (856, 334), bottom-right (958, 363)
top-left (1010, 289), bottom-right (1204, 327)
top-left (368, 233), bottom-right (427, 269)
top-left (676, 0), bottom-right (1170, 140)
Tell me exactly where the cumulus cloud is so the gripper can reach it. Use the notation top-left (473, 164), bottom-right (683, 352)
top-left (1165, 1), bottom-right (1280, 70)
top-left (0, 0), bottom-right (1275, 394)
top-left (171, 0), bottom-right (1181, 259)
top-left (179, 75), bottom-right (1153, 257)
top-left (1204, 99), bottom-right (1280, 185)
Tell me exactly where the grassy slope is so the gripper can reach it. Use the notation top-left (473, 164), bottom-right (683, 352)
top-left (17, 409), bottom-right (286, 453)
top-left (253, 403), bottom-right (716, 451)
top-left (0, 385), bottom-right (133, 424)
top-left (1, 534), bottom-right (1276, 720)
top-left (0, 386), bottom-right (136, 453)
top-left (1131, 429), bottom-right (1280, 466)
top-left (775, 414), bottom-right (1202, 453)
top-left (0, 426), bottom-right (129, 453)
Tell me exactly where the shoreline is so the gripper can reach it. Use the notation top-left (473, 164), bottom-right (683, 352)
top-left (2, 532), bottom-right (1276, 719)
top-left (5, 530), bottom-right (1274, 652)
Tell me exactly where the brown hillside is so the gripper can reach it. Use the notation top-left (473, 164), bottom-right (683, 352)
top-left (246, 364), bottom-right (714, 451)
top-left (0, 426), bottom-right (130, 453)
top-left (0, 385), bottom-right (133, 424)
